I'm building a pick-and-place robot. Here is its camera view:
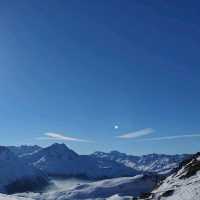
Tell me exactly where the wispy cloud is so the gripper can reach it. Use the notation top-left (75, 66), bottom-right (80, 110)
top-left (138, 134), bottom-right (200, 141)
top-left (117, 128), bottom-right (155, 139)
top-left (37, 132), bottom-right (92, 143)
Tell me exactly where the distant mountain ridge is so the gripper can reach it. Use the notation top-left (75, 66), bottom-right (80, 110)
top-left (91, 150), bottom-right (190, 174)
top-left (8, 143), bottom-right (189, 176)
top-left (0, 143), bottom-right (196, 199)
top-left (20, 143), bottom-right (138, 180)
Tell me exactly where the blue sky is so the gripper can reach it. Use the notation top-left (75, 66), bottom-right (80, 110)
top-left (0, 1), bottom-right (200, 155)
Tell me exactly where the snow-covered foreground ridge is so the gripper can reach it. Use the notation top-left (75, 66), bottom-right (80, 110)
top-left (7, 175), bottom-right (157, 200)
top-left (0, 193), bottom-right (132, 200)
top-left (0, 194), bottom-right (33, 200)
top-left (138, 152), bottom-right (200, 200)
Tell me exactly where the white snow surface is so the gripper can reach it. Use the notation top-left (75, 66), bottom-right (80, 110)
top-left (0, 193), bottom-right (33, 200)
top-left (9, 143), bottom-right (188, 178)
top-left (7, 175), bottom-right (157, 200)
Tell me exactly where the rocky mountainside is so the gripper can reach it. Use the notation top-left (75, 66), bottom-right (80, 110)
top-left (8, 143), bottom-right (187, 176)
top-left (138, 152), bottom-right (200, 200)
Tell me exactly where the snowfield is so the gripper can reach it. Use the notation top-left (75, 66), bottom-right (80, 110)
top-left (10, 175), bottom-right (157, 200)
top-left (106, 194), bottom-right (133, 200)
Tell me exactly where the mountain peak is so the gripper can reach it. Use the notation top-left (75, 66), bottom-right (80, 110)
top-left (50, 142), bottom-right (67, 148)
top-left (109, 150), bottom-right (126, 156)
top-left (147, 152), bottom-right (200, 200)
top-left (47, 143), bottom-right (72, 151)
top-left (43, 143), bottom-right (79, 157)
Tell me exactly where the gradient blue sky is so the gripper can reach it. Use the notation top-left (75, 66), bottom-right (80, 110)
top-left (0, 0), bottom-right (200, 155)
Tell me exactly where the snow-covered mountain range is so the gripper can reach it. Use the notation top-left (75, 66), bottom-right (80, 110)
top-left (92, 150), bottom-right (189, 174)
top-left (20, 143), bottom-right (138, 180)
top-left (8, 143), bottom-right (188, 176)
top-left (0, 143), bottom-right (199, 200)
top-left (8, 145), bottom-right (41, 157)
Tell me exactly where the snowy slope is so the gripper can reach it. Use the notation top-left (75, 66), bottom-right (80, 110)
top-left (21, 143), bottom-right (138, 179)
top-left (138, 153), bottom-right (200, 200)
top-left (92, 151), bottom-right (189, 174)
top-left (0, 194), bottom-right (133, 200)
top-left (51, 175), bottom-right (157, 199)
top-left (0, 193), bottom-right (34, 200)
top-left (106, 194), bottom-right (134, 200)
top-left (0, 146), bottom-right (48, 194)
top-left (13, 174), bottom-right (158, 200)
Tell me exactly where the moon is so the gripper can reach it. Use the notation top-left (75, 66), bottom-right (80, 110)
top-left (114, 125), bottom-right (119, 130)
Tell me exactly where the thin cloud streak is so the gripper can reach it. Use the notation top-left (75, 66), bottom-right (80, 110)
top-left (117, 128), bottom-right (154, 139)
top-left (138, 134), bottom-right (200, 141)
top-left (37, 132), bottom-right (92, 143)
